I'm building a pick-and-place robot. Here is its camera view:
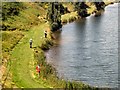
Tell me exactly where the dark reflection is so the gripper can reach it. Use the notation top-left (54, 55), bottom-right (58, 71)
top-left (46, 3), bottom-right (118, 88)
top-left (75, 18), bottom-right (87, 29)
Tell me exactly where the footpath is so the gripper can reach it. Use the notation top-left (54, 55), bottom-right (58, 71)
top-left (9, 23), bottom-right (51, 88)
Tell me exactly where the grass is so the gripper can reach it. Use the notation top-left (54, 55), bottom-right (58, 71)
top-left (62, 2), bottom-right (74, 12)
top-left (2, 2), bottom-right (47, 31)
top-left (2, 31), bottom-right (24, 65)
top-left (1, 2), bottom-right (47, 88)
top-left (2, 2), bottom-right (111, 89)
top-left (8, 23), bottom-right (92, 89)
top-left (3, 22), bottom-right (94, 89)
top-left (1, 2), bottom-right (96, 88)
top-left (33, 42), bottom-right (94, 89)
top-left (0, 31), bottom-right (2, 65)
top-left (61, 11), bottom-right (78, 24)
top-left (9, 23), bottom-right (52, 88)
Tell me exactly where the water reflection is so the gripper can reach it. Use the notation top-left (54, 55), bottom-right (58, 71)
top-left (46, 3), bottom-right (118, 88)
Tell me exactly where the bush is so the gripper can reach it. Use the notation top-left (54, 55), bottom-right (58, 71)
top-left (2, 31), bottom-right (24, 53)
top-left (2, 2), bottom-right (24, 21)
top-left (40, 38), bottom-right (53, 50)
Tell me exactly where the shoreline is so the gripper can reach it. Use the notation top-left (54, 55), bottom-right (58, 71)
top-left (1, 2), bottom-right (117, 89)
top-left (42, 2), bottom-right (118, 89)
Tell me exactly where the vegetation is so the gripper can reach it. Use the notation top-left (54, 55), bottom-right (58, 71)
top-left (1, 2), bottom-right (48, 88)
top-left (94, 2), bottom-right (106, 11)
top-left (47, 2), bottom-right (69, 32)
top-left (2, 31), bottom-right (24, 65)
top-left (74, 2), bottom-right (90, 18)
top-left (34, 45), bottom-right (95, 89)
top-left (2, 2), bottom-right (46, 31)
top-left (61, 11), bottom-right (78, 24)
top-left (93, 1), bottom-right (106, 17)
top-left (1, 1), bottom-right (116, 89)
top-left (2, 2), bottom-right (24, 21)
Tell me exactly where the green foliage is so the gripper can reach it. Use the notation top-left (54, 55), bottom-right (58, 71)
top-left (2, 2), bottom-right (24, 21)
top-left (34, 46), bottom-right (54, 79)
top-left (47, 2), bottom-right (69, 31)
top-left (37, 2), bottom-right (49, 9)
top-left (74, 2), bottom-right (90, 18)
top-left (50, 22), bottom-right (60, 32)
top-left (2, 2), bottom-right (109, 89)
top-left (2, 2), bottom-right (46, 31)
top-left (8, 24), bottom-right (51, 88)
top-left (34, 47), bottom-right (45, 65)
top-left (94, 1), bottom-right (105, 11)
top-left (40, 38), bottom-right (53, 50)
top-left (34, 46), bottom-right (96, 89)
top-left (2, 31), bottom-right (24, 55)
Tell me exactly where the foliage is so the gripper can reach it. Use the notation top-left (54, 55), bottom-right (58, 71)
top-left (9, 24), bottom-right (50, 88)
top-left (2, 2), bottom-right (24, 21)
top-left (92, 1), bottom-right (106, 17)
top-left (94, 1), bottom-right (106, 11)
top-left (47, 2), bottom-right (69, 32)
top-left (34, 46), bottom-right (96, 89)
top-left (2, 2), bottom-right (46, 31)
top-left (74, 2), bottom-right (90, 18)
top-left (40, 38), bottom-right (53, 50)
top-left (2, 2), bottom-right (112, 89)
top-left (2, 31), bottom-right (24, 59)
top-left (37, 2), bottom-right (49, 9)
top-left (34, 46), bottom-right (54, 78)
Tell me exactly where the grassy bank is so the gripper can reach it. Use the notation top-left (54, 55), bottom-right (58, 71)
top-left (9, 23), bottom-right (52, 88)
top-left (2, 2), bottom-right (115, 89)
top-left (33, 42), bottom-right (94, 89)
top-left (4, 23), bottom-right (94, 89)
top-left (61, 2), bottom-right (115, 24)
top-left (1, 2), bottom-right (47, 88)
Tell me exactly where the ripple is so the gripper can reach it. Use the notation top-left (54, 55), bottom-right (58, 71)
top-left (83, 57), bottom-right (92, 60)
top-left (46, 4), bottom-right (118, 88)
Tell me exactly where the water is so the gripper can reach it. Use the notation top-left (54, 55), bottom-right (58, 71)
top-left (46, 3), bottom-right (118, 88)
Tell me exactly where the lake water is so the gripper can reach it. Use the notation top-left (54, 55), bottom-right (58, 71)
top-left (46, 3), bottom-right (118, 88)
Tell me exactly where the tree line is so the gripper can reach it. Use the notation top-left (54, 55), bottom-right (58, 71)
top-left (47, 1), bottom-right (106, 32)
top-left (2, 2), bottom-right (106, 31)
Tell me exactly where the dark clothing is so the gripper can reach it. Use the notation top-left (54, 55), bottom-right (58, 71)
top-left (45, 33), bottom-right (47, 38)
top-left (30, 42), bottom-right (32, 48)
top-left (29, 39), bottom-right (32, 48)
top-left (44, 31), bottom-right (47, 38)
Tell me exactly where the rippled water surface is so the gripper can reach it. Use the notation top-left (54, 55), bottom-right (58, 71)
top-left (46, 3), bottom-right (118, 88)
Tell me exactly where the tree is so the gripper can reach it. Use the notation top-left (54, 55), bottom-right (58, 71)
top-left (47, 2), bottom-right (67, 32)
top-left (93, 1), bottom-right (106, 16)
top-left (74, 2), bottom-right (90, 18)
top-left (2, 2), bottom-right (23, 21)
top-left (94, 2), bottom-right (105, 11)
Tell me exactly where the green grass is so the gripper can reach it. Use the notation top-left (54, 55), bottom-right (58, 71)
top-left (62, 2), bottom-right (74, 12)
top-left (2, 2), bottom-right (100, 89)
top-left (8, 23), bottom-right (94, 89)
top-left (9, 23), bottom-right (65, 88)
top-left (2, 2), bottom-right (47, 31)
top-left (61, 11), bottom-right (78, 23)
top-left (0, 31), bottom-right (2, 65)
top-left (2, 2), bottom-right (53, 88)
top-left (2, 31), bottom-right (24, 52)
top-left (10, 23), bottom-right (52, 88)
top-left (33, 44), bottom-right (94, 89)
top-left (2, 31), bottom-right (24, 63)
